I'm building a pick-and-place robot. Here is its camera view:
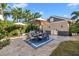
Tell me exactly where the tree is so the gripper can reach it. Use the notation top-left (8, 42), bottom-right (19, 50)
top-left (3, 11), bottom-right (11, 20)
top-left (71, 11), bottom-right (79, 23)
top-left (23, 10), bottom-right (42, 22)
top-left (70, 11), bottom-right (79, 34)
top-left (10, 7), bottom-right (25, 22)
top-left (10, 7), bottom-right (20, 22)
top-left (23, 9), bottom-right (33, 22)
top-left (1, 3), bottom-right (8, 20)
top-left (3, 6), bottom-right (42, 23)
top-left (33, 12), bottom-right (42, 18)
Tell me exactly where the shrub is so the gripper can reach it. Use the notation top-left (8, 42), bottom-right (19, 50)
top-left (0, 29), bottom-right (6, 40)
top-left (8, 29), bottom-right (20, 37)
top-left (5, 24), bottom-right (26, 36)
top-left (25, 23), bottom-right (39, 33)
top-left (0, 20), bottom-right (13, 29)
top-left (5, 24), bottom-right (25, 32)
top-left (70, 23), bottom-right (79, 33)
top-left (0, 20), bottom-right (14, 38)
top-left (0, 39), bottom-right (10, 49)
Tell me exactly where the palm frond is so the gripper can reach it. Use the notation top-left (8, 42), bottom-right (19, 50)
top-left (71, 15), bottom-right (78, 20)
top-left (71, 11), bottom-right (79, 16)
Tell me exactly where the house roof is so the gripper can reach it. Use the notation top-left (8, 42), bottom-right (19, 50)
top-left (47, 16), bottom-right (70, 22)
top-left (52, 16), bottom-right (70, 20)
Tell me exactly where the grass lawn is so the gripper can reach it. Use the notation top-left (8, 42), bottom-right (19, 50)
top-left (50, 41), bottom-right (79, 56)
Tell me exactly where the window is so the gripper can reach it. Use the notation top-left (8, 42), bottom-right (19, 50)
top-left (50, 18), bottom-right (54, 22)
top-left (49, 26), bottom-right (50, 28)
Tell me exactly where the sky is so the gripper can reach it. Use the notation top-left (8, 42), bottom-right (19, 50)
top-left (8, 3), bottom-right (79, 20)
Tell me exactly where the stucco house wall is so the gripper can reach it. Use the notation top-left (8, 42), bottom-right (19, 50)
top-left (43, 16), bottom-right (71, 36)
top-left (43, 21), bottom-right (69, 35)
top-left (50, 21), bottom-right (69, 31)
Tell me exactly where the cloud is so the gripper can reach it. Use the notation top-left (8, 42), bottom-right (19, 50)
top-left (63, 15), bottom-right (68, 17)
top-left (13, 3), bottom-right (28, 8)
top-left (39, 11), bottom-right (43, 15)
top-left (36, 11), bottom-right (43, 15)
top-left (67, 3), bottom-right (79, 7)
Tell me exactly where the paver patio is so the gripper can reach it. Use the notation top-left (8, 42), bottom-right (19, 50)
top-left (0, 36), bottom-right (79, 56)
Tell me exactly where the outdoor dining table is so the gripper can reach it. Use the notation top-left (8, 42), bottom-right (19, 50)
top-left (32, 33), bottom-right (43, 41)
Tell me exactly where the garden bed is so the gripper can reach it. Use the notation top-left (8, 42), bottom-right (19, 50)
top-left (0, 39), bottom-right (10, 49)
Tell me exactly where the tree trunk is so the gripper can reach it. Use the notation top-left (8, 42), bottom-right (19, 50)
top-left (0, 4), bottom-right (4, 20)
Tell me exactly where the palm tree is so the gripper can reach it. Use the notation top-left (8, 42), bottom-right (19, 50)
top-left (23, 9), bottom-right (33, 22)
top-left (16, 8), bottom-right (23, 22)
top-left (3, 11), bottom-right (11, 20)
top-left (0, 3), bottom-right (8, 20)
top-left (10, 7), bottom-right (23, 22)
top-left (10, 8), bottom-right (19, 22)
top-left (33, 12), bottom-right (42, 18)
top-left (23, 10), bottom-right (42, 22)
top-left (71, 11), bottom-right (79, 23)
top-left (10, 7), bottom-right (25, 22)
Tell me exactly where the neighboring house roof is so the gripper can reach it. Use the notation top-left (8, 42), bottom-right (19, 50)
top-left (47, 16), bottom-right (70, 22)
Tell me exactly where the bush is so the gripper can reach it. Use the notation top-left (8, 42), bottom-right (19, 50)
top-left (0, 39), bottom-right (10, 49)
top-left (0, 20), bottom-right (13, 30)
top-left (8, 29), bottom-right (20, 37)
top-left (25, 23), bottom-right (39, 33)
top-left (0, 29), bottom-right (6, 40)
top-left (0, 20), bottom-right (14, 38)
top-left (5, 24), bottom-right (26, 36)
top-left (5, 24), bottom-right (25, 32)
top-left (70, 23), bottom-right (79, 33)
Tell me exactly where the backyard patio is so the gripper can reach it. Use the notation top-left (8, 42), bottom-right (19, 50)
top-left (0, 35), bottom-right (79, 56)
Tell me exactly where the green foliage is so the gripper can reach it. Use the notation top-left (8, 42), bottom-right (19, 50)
top-left (0, 20), bottom-right (14, 39)
top-left (25, 23), bottom-right (39, 33)
top-left (9, 7), bottom-right (42, 22)
top-left (33, 12), bottom-right (42, 18)
top-left (0, 21), bottom-right (7, 29)
top-left (70, 23), bottom-right (79, 33)
top-left (50, 41), bottom-right (79, 56)
top-left (0, 20), bottom-right (13, 29)
top-left (0, 39), bottom-right (10, 49)
top-left (71, 11), bottom-right (79, 23)
top-left (0, 29), bottom-right (6, 40)
top-left (5, 24), bottom-right (26, 36)
top-left (5, 24), bottom-right (24, 31)
top-left (8, 29), bottom-right (20, 36)
top-left (1, 3), bottom-right (8, 10)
